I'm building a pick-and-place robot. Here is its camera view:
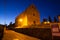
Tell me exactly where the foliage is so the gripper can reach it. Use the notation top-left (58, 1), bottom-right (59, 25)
top-left (43, 18), bottom-right (47, 22)
top-left (8, 22), bottom-right (15, 29)
top-left (54, 17), bottom-right (57, 22)
top-left (48, 16), bottom-right (52, 22)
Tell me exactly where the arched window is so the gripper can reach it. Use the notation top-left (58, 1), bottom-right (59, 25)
top-left (33, 13), bottom-right (35, 16)
top-left (33, 21), bottom-right (36, 25)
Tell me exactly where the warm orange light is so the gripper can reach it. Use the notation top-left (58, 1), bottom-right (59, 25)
top-left (44, 22), bottom-right (47, 24)
top-left (13, 39), bottom-right (19, 40)
top-left (16, 16), bottom-right (28, 28)
top-left (19, 19), bottom-right (23, 22)
top-left (44, 21), bottom-right (50, 24)
top-left (47, 21), bottom-right (50, 24)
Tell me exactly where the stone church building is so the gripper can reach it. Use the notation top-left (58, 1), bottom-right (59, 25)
top-left (15, 4), bottom-right (40, 28)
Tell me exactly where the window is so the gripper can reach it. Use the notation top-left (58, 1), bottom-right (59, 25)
top-left (33, 13), bottom-right (35, 16)
top-left (33, 21), bottom-right (36, 25)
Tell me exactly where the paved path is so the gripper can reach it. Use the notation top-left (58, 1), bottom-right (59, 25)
top-left (2, 30), bottom-right (40, 40)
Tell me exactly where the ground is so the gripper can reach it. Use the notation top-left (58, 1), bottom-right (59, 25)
top-left (2, 30), bottom-right (40, 40)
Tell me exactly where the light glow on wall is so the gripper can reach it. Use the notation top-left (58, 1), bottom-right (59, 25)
top-left (17, 15), bottom-right (28, 28)
top-left (19, 19), bottom-right (23, 22)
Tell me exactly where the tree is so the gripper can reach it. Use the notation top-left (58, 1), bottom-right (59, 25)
top-left (43, 18), bottom-right (47, 22)
top-left (8, 22), bottom-right (15, 30)
top-left (9, 22), bottom-right (12, 25)
top-left (48, 16), bottom-right (52, 22)
top-left (54, 17), bottom-right (57, 22)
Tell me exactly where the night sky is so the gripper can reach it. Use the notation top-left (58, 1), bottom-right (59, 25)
top-left (0, 0), bottom-right (60, 25)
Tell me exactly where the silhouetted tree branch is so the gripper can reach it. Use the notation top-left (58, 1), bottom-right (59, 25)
top-left (48, 16), bottom-right (52, 22)
top-left (54, 17), bottom-right (57, 22)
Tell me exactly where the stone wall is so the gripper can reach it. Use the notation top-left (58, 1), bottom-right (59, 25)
top-left (13, 28), bottom-right (52, 40)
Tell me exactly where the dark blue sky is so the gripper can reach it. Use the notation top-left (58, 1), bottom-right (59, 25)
top-left (0, 0), bottom-right (60, 25)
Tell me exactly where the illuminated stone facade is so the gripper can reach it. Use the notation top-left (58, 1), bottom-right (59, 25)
top-left (15, 4), bottom-right (40, 28)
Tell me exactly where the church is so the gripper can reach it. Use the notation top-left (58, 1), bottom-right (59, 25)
top-left (15, 4), bottom-right (40, 28)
